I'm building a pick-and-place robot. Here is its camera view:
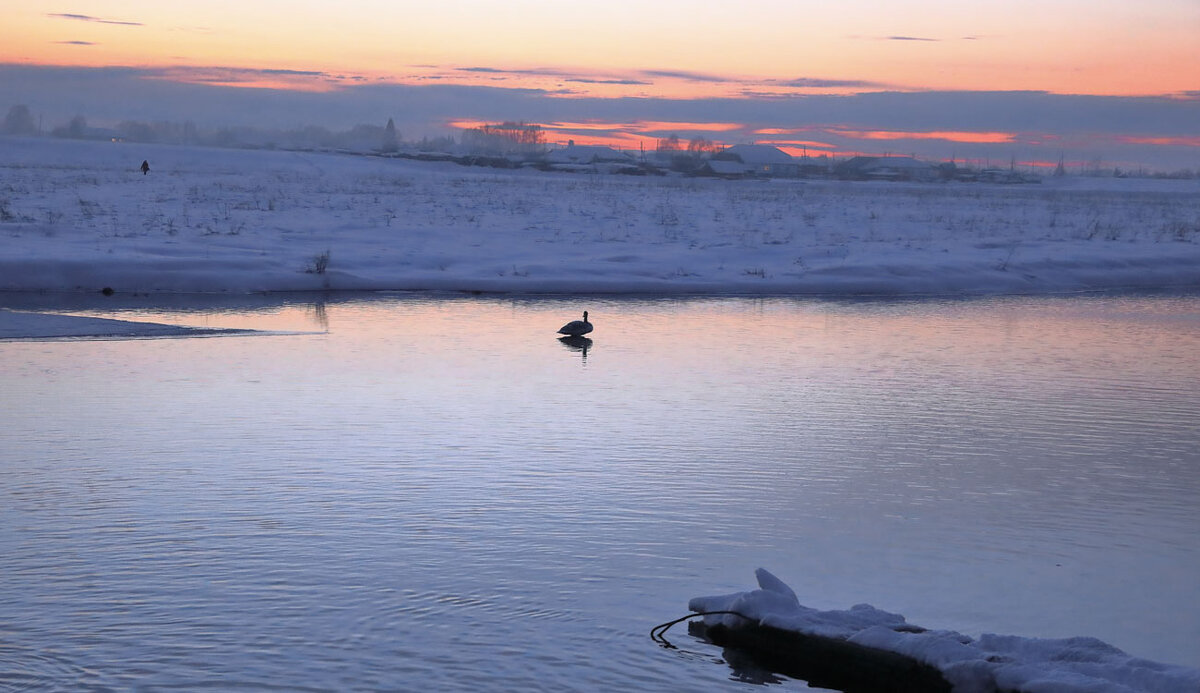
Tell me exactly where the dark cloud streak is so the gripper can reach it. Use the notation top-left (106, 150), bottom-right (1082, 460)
top-left (456, 66), bottom-right (648, 85)
top-left (145, 65), bottom-right (341, 82)
top-left (447, 66), bottom-right (864, 90)
top-left (46, 13), bottom-right (143, 27)
top-left (566, 78), bottom-right (648, 86)
top-left (775, 77), bottom-right (887, 89)
top-left (640, 69), bottom-right (732, 83)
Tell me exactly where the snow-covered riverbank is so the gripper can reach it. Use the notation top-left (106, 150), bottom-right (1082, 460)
top-left (0, 307), bottom-right (254, 340)
top-left (2, 136), bottom-right (1199, 296)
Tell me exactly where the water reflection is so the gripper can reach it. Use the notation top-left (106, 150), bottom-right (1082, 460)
top-left (308, 300), bottom-right (330, 331)
top-left (557, 335), bottom-right (592, 359)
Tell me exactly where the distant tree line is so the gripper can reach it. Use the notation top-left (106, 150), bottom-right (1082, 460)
top-left (459, 122), bottom-right (545, 155)
top-left (4, 104), bottom-right (1197, 179)
top-left (1, 104), bottom-right (422, 153)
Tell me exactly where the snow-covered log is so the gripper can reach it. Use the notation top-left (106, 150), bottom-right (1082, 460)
top-left (688, 569), bottom-right (1200, 693)
top-left (690, 617), bottom-right (952, 692)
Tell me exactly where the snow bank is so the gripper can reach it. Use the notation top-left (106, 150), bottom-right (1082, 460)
top-left (689, 569), bottom-right (1200, 693)
top-left (2, 136), bottom-right (1199, 296)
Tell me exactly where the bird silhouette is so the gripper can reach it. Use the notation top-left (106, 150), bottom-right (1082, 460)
top-left (557, 310), bottom-right (593, 336)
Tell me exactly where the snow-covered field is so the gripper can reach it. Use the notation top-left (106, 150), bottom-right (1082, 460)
top-left (2, 135), bottom-right (1199, 297)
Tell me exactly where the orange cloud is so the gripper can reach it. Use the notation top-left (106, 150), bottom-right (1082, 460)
top-left (636, 121), bottom-right (744, 132)
top-left (755, 127), bottom-right (813, 136)
top-left (542, 121), bottom-right (639, 132)
top-left (757, 138), bottom-right (837, 150)
top-left (1118, 135), bottom-right (1200, 147)
top-left (830, 129), bottom-right (1018, 144)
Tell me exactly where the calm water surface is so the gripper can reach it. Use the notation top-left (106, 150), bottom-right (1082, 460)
top-left (2, 293), bottom-right (1199, 690)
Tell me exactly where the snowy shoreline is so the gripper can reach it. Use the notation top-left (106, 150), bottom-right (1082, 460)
top-left (3, 136), bottom-right (1199, 297)
top-left (0, 307), bottom-right (257, 340)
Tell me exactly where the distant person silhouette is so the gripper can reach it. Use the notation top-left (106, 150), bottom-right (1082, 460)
top-left (140, 160), bottom-right (150, 175)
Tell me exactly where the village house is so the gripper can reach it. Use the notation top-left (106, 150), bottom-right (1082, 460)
top-left (704, 144), bottom-right (800, 178)
top-left (835, 155), bottom-right (937, 181)
top-left (543, 141), bottom-right (637, 172)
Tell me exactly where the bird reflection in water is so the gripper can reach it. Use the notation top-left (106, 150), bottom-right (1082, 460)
top-left (558, 335), bottom-right (593, 360)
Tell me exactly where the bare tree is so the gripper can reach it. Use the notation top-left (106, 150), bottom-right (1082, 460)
top-left (52, 114), bottom-right (88, 139)
top-left (3, 105), bottom-right (37, 135)
top-left (461, 121), bottom-right (545, 155)
top-left (382, 117), bottom-right (399, 153)
top-left (688, 136), bottom-right (716, 156)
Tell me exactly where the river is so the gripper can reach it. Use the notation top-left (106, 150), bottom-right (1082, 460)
top-left (2, 293), bottom-right (1198, 690)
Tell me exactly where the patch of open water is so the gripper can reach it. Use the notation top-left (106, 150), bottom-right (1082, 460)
top-left (2, 293), bottom-right (1198, 690)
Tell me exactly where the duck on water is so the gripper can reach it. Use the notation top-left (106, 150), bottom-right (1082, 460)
top-left (557, 311), bottom-right (593, 337)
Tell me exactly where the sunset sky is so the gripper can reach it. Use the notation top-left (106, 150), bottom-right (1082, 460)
top-left (2, 1), bottom-right (1198, 169)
